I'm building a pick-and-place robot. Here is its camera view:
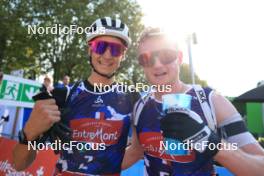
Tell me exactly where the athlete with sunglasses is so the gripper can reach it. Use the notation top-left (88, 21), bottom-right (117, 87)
top-left (13, 17), bottom-right (136, 175)
top-left (122, 27), bottom-right (264, 175)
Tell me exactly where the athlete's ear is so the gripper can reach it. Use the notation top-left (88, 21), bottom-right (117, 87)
top-left (121, 49), bottom-right (127, 61)
top-left (87, 45), bottom-right (91, 56)
top-left (177, 50), bottom-right (183, 65)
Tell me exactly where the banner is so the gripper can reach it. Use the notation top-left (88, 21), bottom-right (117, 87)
top-left (0, 137), bottom-right (59, 176)
top-left (0, 74), bottom-right (41, 108)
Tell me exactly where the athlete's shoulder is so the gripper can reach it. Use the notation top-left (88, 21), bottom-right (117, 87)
top-left (202, 86), bottom-right (214, 94)
top-left (192, 84), bottom-right (214, 92)
top-left (190, 84), bottom-right (215, 99)
top-left (69, 80), bottom-right (85, 91)
top-left (133, 92), bottom-right (153, 112)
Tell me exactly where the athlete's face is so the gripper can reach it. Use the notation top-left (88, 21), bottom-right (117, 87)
top-left (138, 37), bottom-right (182, 86)
top-left (88, 36), bottom-right (126, 77)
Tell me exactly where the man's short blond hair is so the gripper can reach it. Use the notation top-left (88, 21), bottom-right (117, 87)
top-left (138, 27), bottom-right (164, 44)
top-left (44, 75), bottom-right (53, 83)
top-left (138, 27), bottom-right (180, 52)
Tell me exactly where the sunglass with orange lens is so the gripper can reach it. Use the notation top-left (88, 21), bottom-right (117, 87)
top-left (138, 49), bottom-right (178, 67)
top-left (89, 40), bottom-right (126, 57)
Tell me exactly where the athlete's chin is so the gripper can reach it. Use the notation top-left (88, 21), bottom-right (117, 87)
top-left (95, 69), bottom-right (115, 77)
top-left (100, 64), bottom-right (118, 70)
top-left (148, 77), bottom-right (170, 86)
top-left (95, 66), bottom-right (117, 74)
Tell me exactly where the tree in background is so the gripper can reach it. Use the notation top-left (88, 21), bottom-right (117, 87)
top-left (0, 0), bottom-right (144, 83)
top-left (1, 0), bottom-right (208, 87)
top-left (0, 0), bottom-right (41, 78)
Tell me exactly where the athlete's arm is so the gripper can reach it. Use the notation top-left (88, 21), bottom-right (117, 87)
top-left (13, 99), bottom-right (61, 170)
top-left (212, 92), bottom-right (264, 176)
top-left (13, 142), bottom-right (37, 171)
top-left (121, 126), bottom-right (144, 170)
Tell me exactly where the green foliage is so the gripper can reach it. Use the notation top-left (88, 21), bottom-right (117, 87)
top-left (0, 0), bottom-right (144, 83)
top-left (1, 0), bottom-right (208, 88)
top-left (0, 0), bottom-right (41, 78)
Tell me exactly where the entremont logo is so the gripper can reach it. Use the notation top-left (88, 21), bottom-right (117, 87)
top-left (73, 128), bottom-right (119, 143)
top-left (70, 113), bottom-right (123, 145)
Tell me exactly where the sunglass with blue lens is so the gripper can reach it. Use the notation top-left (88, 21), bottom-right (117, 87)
top-left (89, 40), bottom-right (126, 57)
top-left (138, 49), bottom-right (178, 67)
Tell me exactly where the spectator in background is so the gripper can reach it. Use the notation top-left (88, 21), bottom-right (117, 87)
top-left (54, 75), bottom-right (71, 88)
top-left (40, 75), bottom-right (53, 92)
top-left (62, 75), bottom-right (70, 87)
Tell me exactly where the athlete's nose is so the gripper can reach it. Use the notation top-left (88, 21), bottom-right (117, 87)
top-left (153, 56), bottom-right (163, 68)
top-left (102, 47), bottom-right (112, 59)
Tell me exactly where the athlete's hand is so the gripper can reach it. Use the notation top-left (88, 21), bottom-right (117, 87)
top-left (24, 99), bottom-right (61, 141)
top-left (160, 108), bottom-right (221, 158)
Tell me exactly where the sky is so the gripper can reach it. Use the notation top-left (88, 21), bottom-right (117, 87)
top-left (137, 0), bottom-right (264, 97)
